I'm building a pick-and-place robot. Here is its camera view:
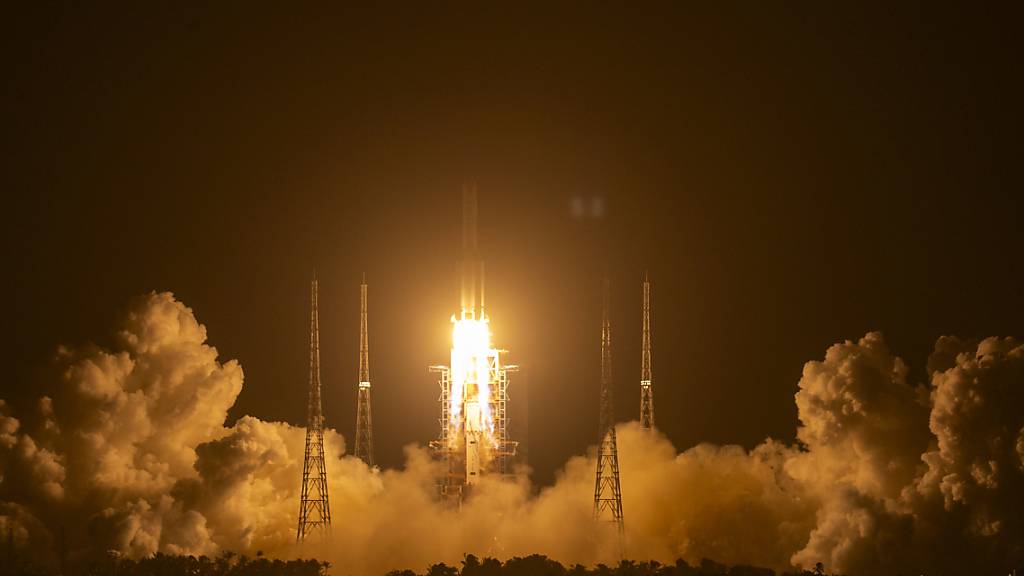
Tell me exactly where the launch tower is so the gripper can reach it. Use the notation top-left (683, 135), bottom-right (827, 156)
top-left (297, 273), bottom-right (331, 541)
top-left (593, 278), bottom-right (625, 547)
top-left (354, 274), bottom-right (374, 466)
top-left (430, 182), bottom-right (518, 506)
top-left (640, 272), bottom-right (654, 429)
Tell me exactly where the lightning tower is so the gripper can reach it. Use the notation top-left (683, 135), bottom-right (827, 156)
top-left (431, 182), bottom-right (518, 506)
top-left (594, 278), bottom-right (625, 547)
top-left (640, 272), bottom-right (654, 429)
top-left (355, 274), bottom-right (374, 466)
top-left (297, 273), bottom-right (331, 541)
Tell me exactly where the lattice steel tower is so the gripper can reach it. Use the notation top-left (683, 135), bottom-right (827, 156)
top-left (297, 273), bottom-right (331, 541)
top-left (354, 274), bottom-right (374, 467)
top-left (640, 272), bottom-right (654, 429)
top-left (593, 277), bottom-right (625, 544)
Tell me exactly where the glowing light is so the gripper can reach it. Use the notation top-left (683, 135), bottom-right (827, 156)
top-left (449, 315), bottom-right (499, 447)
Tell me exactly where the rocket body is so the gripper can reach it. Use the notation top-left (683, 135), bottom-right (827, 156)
top-left (450, 315), bottom-right (497, 484)
top-left (465, 401), bottom-right (482, 484)
top-left (431, 182), bottom-right (517, 499)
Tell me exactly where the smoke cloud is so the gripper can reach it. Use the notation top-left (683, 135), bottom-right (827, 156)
top-left (1, 293), bottom-right (1021, 574)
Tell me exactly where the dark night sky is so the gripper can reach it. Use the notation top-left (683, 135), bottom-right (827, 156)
top-left (3, 3), bottom-right (1021, 486)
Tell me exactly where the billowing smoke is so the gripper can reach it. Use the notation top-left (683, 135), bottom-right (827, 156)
top-left (1, 294), bottom-right (1021, 575)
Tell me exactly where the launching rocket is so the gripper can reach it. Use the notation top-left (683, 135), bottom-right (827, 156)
top-left (431, 182), bottom-right (516, 501)
top-left (454, 182), bottom-right (489, 485)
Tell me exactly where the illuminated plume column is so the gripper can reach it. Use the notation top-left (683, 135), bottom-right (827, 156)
top-left (354, 274), bottom-right (374, 467)
top-left (431, 183), bottom-right (517, 505)
top-left (297, 273), bottom-right (331, 541)
top-left (593, 278), bottom-right (625, 548)
top-left (640, 272), bottom-right (654, 429)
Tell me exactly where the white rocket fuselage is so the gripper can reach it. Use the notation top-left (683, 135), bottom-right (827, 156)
top-left (453, 342), bottom-right (491, 485)
top-left (459, 182), bottom-right (485, 484)
top-left (464, 400), bottom-right (483, 484)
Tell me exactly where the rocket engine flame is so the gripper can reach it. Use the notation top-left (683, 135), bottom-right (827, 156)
top-left (450, 315), bottom-right (499, 447)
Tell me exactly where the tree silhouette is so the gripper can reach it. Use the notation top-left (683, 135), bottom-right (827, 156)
top-left (12, 549), bottom-right (849, 576)
top-left (427, 562), bottom-right (460, 576)
top-left (77, 551), bottom-right (330, 576)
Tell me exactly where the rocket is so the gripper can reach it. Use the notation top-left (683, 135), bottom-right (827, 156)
top-left (458, 181), bottom-right (486, 484)
top-left (433, 181), bottom-right (514, 496)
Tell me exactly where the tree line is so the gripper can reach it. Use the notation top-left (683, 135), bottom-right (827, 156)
top-left (4, 550), bottom-right (329, 576)
top-left (4, 552), bottom-right (834, 576)
top-left (387, 555), bottom-right (833, 576)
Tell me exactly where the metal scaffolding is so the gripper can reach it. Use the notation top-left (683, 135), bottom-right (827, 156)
top-left (355, 274), bottom-right (375, 467)
top-left (297, 273), bottom-right (331, 541)
top-left (429, 365), bottom-right (463, 507)
top-left (430, 351), bottom-right (519, 506)
top-left (494, 361), bottom-right (519, 476)
top-left (594, 277), bottom-right (625, 551)
top-left (640, 271), bottom-right (654, 430)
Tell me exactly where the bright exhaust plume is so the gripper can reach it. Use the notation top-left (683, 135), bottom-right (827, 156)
top-left (450, 315), bottom-right (497, 443)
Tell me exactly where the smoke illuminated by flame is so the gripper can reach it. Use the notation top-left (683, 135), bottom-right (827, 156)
top-left (2, 293), bottom-right (1023, 575)
top-left (450, 315), bottom-right (498, 445)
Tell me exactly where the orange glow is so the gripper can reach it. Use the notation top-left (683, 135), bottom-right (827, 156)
top-left (449, 314), bottom-right (499, 449)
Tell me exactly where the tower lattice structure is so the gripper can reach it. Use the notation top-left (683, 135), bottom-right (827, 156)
top-left (355, 274), bottom-right (375, 467)
top-left (593, 277), bottom-right (625, 546)
top-left (640, 272), bottom-right (654, 429)
top-left (297, 273), bottom-right (331, 541)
